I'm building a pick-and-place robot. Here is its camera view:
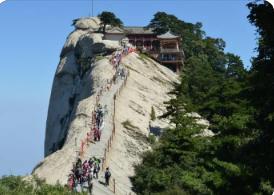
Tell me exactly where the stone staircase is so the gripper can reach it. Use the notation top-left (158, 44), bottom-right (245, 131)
top-left (82, 63), bottom-right (128, 195)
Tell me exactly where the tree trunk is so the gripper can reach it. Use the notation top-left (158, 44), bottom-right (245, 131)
top-left (103, 24), bottom-right (106, 34)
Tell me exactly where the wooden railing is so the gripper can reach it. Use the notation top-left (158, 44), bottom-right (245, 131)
top-left (102, 69), bottom-right (130, 192)
top-left (160, 48), bottom-right (180, 53)
top-left (101, 51), bottom-right (130, 166)
top-left (70, 48), bottom-right (133, 194)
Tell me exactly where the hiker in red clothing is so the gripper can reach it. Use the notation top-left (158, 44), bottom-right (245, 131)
top-left (67, 174), bottom-right (75, 190)
top-left (87, 132), bottom-right (92, 143)
top-left (94, 127), bottom-right (99, 141)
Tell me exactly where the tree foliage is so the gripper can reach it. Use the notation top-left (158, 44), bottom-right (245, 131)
top-left (132, 3), bottom-right (274, 194)
top-left (98, 11), bottom-right (123, 34)
top-left (0, 175), bottom-right (84, 195)
top-left (245, 0), bottom-right (274, 192)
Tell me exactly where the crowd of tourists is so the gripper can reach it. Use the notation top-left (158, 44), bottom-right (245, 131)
top-left (67, 157), bottom-right (100, 193)
top-left (67, 157), bottom-right (112, 194)
top-left (91, 104), bottom-right (105, 142)
top-left (110, 46), bottom-right (132, 85)
top-left (67, 44), bottom-right (133, 193)
top-left (110, 45), bottom-right (135, 70)
top-left (111, 50), bottom-right (122, 69)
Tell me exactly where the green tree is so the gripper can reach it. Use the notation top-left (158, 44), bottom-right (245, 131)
top-left (179, 40), bottom-right (253, 194)
top-left (98, 11), bottom-right (123, 34)
top-left (0, 175), bottom-right (83, 195)
top-left (131, 86), bottom-right (212, 194)
top-left (150, 106), bottom-right (156, 121)
top-left (147, 12), bottom-right (178, 35)
top-left (147, 11), bottom-right (205, 60)
top-left (245, 0), bottom-right (274, 192)
top-left (133, 11), bottom-right (257, 194)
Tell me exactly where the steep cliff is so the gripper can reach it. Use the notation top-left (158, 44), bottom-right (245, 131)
top-left (105, 53), bottom-right (179, 194)
top-left (32, 17), bottom-right (178, 194)
top-left (44, 17), bottom-right (121, 157)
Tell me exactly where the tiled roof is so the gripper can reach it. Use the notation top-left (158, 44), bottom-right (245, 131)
top-left (124, 26), bottom-right (154, 34)
top-left (157, 31), bottom-right (179, 39)
top-left (106, 26), bottom-right (125, 34)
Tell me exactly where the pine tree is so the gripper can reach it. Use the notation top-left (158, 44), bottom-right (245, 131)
top-left (98, 11), bottom-right (123, 34)
top-left (131, 85), bottom-right (212, 194)
top-left (133, 5), bottom-right (274, 192)
top-left (245, 1), bottom-right (274, 192)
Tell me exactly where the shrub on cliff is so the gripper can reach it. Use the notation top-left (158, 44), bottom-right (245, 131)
top-left (0, 175), bottom-right (85, 195)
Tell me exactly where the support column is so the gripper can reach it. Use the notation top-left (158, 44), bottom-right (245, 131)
top-left (176, 41), bottom-right (179, 50)
top-left (160, 40), bottom-right (163, 51)
top-left (176, 63), bottom-right (180, 74)
top-left (142, 37), bottom-right (145, 50)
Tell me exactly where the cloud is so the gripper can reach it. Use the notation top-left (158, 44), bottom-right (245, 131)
top-left (0, 0), bottom-right (6, 4)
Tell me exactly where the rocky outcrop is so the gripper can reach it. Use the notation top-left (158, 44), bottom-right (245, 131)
top-left (44, 18), bottom-right (121, 158)
top-left (33, 17), bottom-right (179, 194)
top-left (106, 53), bottom-right (178, 194)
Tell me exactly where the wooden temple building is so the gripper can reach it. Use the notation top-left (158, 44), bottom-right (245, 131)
top-left (105, 26), bottom-right (184, 73)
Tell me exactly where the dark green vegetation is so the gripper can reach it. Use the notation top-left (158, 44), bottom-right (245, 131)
top-left (98, 11), bottom-right (123, 34)
top-left (122, 120), bottom-right (140, 131)
top-left (132, 1), bottom-right (274, 194)
top-left (150, 106), bottom-right (156, 121)
top-left (148, 134), bottom-right (156, 145)
top-left (0, 175), bottom-right (85, 195)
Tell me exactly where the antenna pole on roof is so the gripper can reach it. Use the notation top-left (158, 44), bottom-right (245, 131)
top-left (92, 0), bottom-right (94, 17)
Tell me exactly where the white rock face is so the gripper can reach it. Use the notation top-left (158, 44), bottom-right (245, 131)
top-left (32, 17), bottom-right (181, 194)
top-left (73, 17), bottom-right (101, 30)
top-left (106, 53), bottom-right (179, 194)
top-left (44, 17), bottom-right (121, 158)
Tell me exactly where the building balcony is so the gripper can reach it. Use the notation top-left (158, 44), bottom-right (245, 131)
top-left (160, 48), bottom-right (181, 53)
top-left (128, 38), bottom-right (158, 42)
top-left (160, 58), bottom-right (183, 63)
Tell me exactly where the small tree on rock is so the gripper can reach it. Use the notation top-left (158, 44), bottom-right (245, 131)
top-left (150, 106), bottom-right (156, 121)
top-left (98, 11), bottom-right (123, 34)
